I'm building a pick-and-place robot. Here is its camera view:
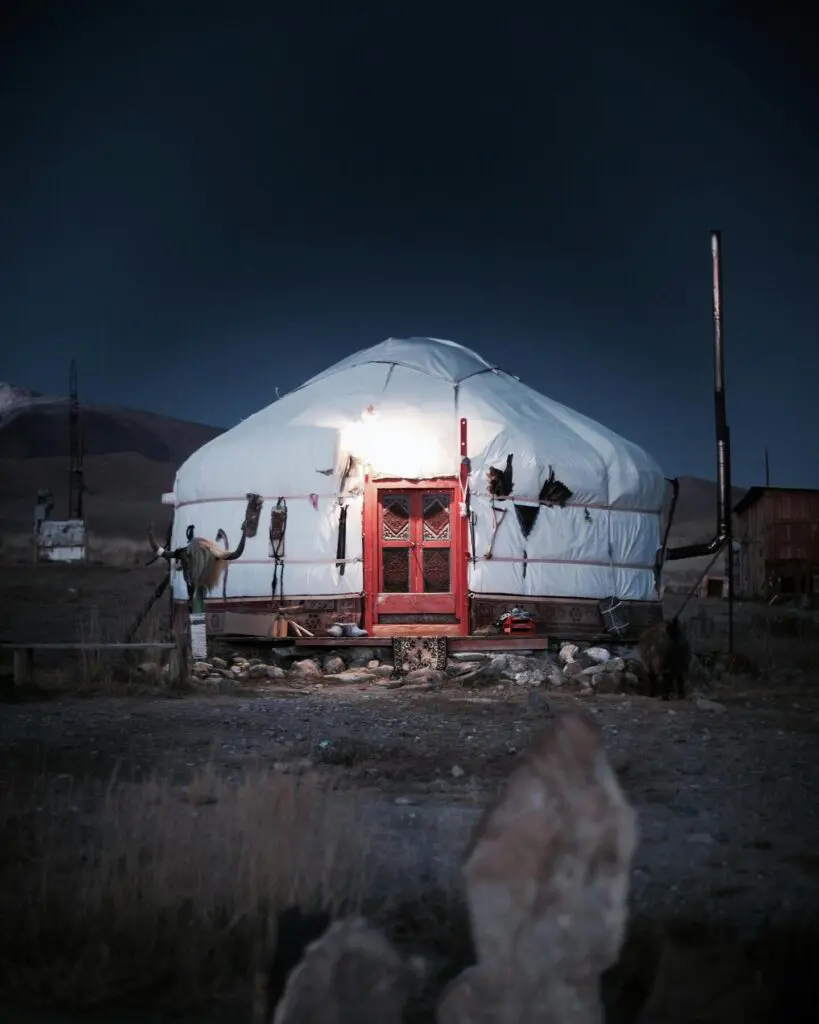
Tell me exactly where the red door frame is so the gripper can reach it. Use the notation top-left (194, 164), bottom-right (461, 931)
top-left (362, 477), bottom-right (469, 635)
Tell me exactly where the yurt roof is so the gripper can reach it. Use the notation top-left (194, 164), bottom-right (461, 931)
top-left (300, 336), bottom-right (497, 387)
top-left (175, 337), bottom-right (666, 513)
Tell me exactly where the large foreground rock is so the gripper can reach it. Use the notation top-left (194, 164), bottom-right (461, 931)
top-left (272, 916), bottom-right (411, 1024)
top-left (437, 712), bottom-right (638, 1024)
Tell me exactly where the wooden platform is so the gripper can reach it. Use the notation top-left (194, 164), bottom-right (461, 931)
top-left (198, 597), bottom-right (661, 644)
top-left (294, 635), bottom-right (550, 652)
top-left (371, 623), bottom-right (462, 637)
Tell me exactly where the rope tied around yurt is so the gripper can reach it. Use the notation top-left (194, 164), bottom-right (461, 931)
top-left (484, 453), bottom-right (514, 560)
top-left (459, 454), bottom-right (476, 562)
top-left (269, 497), bottom-right (288, 604)
top-left (128, 516), bottom-right (174, 641)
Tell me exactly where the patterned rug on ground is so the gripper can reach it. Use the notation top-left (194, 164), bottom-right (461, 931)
top-left (392, 636), bottom-right (448, 675)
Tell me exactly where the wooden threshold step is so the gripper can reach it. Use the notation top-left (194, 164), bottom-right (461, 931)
top-left (292, 635), bottom-right (549, 652)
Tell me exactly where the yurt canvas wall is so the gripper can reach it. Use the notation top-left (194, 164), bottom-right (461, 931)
top-left (166, 338), bottom-right (667, 637)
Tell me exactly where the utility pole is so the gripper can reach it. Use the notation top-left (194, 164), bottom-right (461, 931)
top-left (68, 360), bottom-right (85, 520)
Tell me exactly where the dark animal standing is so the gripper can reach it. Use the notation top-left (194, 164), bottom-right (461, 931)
top-left (635, 618), bottom-right (691, 700)
top-left (147, 522), bottom-right (247, 607)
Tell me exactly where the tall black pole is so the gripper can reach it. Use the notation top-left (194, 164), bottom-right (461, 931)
top-left (711, 230), bottom-right (734, 655)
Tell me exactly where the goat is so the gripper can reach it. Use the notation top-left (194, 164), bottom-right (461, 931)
top-left (634, 617), bottom-right (691, 700)
top-left (148, 522), bottom-right (247, 607)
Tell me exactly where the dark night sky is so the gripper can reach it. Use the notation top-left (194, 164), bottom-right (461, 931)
top-left (1, 0), bottom-right (817, 487)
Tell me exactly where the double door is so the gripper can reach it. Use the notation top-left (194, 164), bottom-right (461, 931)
top-left (364, 483), bottom-right (466, 634)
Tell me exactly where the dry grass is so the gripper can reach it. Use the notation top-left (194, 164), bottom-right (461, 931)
top-left (682, 600), bottom-right (819, 674)
top-left (0, 765), bottom-right (371, 1010)
top-left (4, 605), bottom-right (186, 698)
top-left (0, 748), bottom-right (816, 1022)
top-left (737, 630), bottom-right (819, 673)
top-left (71, 609), bottom-right (179, 695)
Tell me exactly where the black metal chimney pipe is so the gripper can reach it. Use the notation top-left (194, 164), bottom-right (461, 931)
top-left (666, 230), bottom-right (733, 564)
top-left (711, 229), bottom-right (731, 542)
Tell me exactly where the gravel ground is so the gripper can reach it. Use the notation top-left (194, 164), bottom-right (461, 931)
top-left (3, 680), bottom-right (819, 928)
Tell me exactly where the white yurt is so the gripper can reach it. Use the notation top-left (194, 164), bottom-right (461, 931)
top-left (165, 337), bottom-right (667, 639)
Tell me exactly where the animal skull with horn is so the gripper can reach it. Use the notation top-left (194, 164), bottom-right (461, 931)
top-left (148, 520), bottom-right (247, 608)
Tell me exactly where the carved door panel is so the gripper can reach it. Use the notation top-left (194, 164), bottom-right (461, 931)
top-left (367, 485), bottom-right (464, 633)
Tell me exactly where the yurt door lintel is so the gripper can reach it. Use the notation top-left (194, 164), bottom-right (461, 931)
top-left (363, 478), bottom-right (467, 636)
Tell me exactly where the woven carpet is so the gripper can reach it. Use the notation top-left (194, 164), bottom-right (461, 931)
top-left (392, 636), bottom-right (448, 675)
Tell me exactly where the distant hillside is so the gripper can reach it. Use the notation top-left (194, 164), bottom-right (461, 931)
top-left (0, 382), bottom-right (223, 540)
top-left (670, 474), bottom-right (748, 532)
top-left (660, 475), bottom-right (751, 589)
top-left (0, 381), bottom-right (222, 464)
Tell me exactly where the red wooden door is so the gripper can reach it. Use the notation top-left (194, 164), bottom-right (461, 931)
top-left (364, 482), bottom-right (466, 634)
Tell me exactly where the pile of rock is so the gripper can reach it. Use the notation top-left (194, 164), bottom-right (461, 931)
top-left (554, 642), bottom-right (642, 695)
top-left (189, 654), bottom-right (287, 692)
top-left (180, 640), bottom-right (656, 695)
top-left (444, 643), bottom-right (644, 695)
top-left (186, 646), bottom-right (401, 692)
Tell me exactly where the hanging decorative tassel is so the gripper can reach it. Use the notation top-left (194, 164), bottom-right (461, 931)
top-left (244, 493), bottom-right (264, 537)
top-left (336, 504), bottom-right (349, 575)
top-left (269, 498), bottom-right (288, 604)
top-left (514, 503), bottom-right (540, 538)
top-left (514, 503), bottom-right (540, 581)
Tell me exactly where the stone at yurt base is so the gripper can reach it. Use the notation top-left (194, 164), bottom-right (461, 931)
top-left (182, 637), bottom-right (692, 698)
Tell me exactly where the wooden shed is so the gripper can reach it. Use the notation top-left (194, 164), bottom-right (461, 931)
top-left (733, 487), bottom-right (819, 599)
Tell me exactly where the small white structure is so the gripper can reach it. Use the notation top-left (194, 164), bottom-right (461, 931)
top-left (164, 338), bottom-right (667, 637)
top-left (35, 519), bottom-right (87, 562)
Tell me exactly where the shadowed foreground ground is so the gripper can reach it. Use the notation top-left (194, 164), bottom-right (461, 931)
top-left (1, 563), bottom-right (819, 1021)
top-left (2, 683), bottom-right (818, 1022)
